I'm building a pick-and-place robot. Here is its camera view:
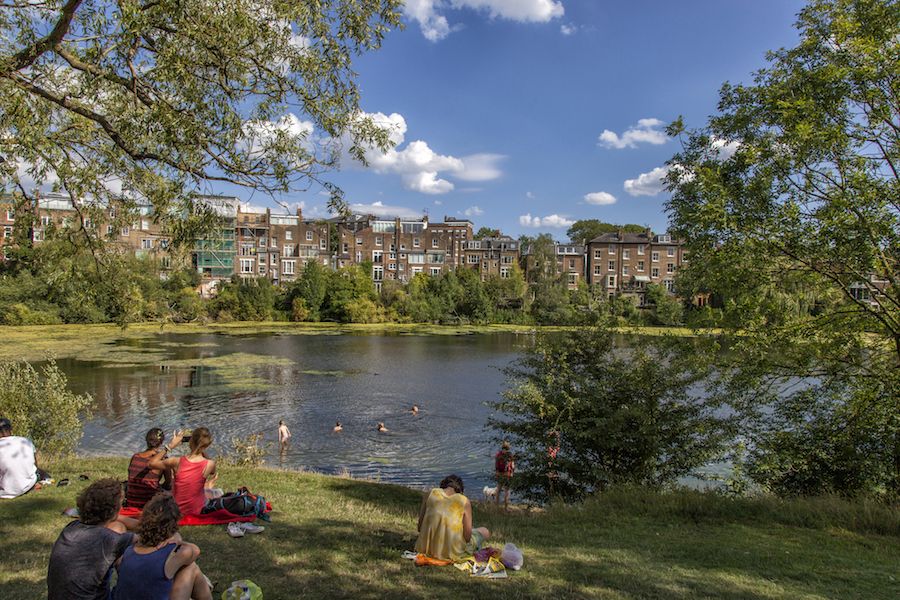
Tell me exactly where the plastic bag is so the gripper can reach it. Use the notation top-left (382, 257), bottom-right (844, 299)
top-left (222, 580), bottom-right (263, 600)
top-left (500, 543), bottom-right (523, 571)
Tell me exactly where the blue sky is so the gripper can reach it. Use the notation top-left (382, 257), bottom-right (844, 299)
top-left (239, 1), bottom-right (807, 238)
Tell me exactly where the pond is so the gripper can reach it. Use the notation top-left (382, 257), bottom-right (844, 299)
top-left (59, 331), bottom-right (530, 494)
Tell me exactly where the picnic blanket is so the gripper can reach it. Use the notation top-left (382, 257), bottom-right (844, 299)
top-left (119, 502), bottom-right (272, 526)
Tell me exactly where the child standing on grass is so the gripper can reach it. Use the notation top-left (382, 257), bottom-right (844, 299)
top-left (278, 420), bottom-right (291, 448)
top-left (494, 440), bottom-right (515, 509)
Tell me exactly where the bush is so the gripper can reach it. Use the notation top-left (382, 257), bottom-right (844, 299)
top-left (0, 303), bottom-right (62, 325)
top-left (0, 360), bottom-right (92, 457)
top-left (224, 433), bottom-right (270, 468)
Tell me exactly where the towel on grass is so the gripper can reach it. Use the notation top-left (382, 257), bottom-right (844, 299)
top-left (119, 502), bottom-right (272, 526)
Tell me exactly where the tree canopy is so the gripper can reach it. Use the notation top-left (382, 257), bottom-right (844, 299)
top-left (0, 0), bottom-right (402, 224)
top-left (566, 219), bottom-right (646, 244)
top-left (666, 0), bottom-right (899, 497)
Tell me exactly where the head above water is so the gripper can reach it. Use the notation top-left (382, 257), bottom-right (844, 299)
top-left (439, 474), bottom-right (464, 495)
top-left (501, 440), bottom-right (510, 451)
top-left (0, 417), bottom-right (11, 437)
top-left (279, 420), bottom-right (284, 426)
top-left (189, 427), bottom-right (212, 455)
top-left (145, 427), bottom-right (165, 450)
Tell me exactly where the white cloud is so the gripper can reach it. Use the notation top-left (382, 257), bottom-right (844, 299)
top-left (560, 23), bottom-right (577, 35)
top-left (405, 0), bottom-right (564, 41)
top-left (598, 118), bottom-right (668, 150)
top-left (433, 200), bottom-right (443, 206)
top-left (349, 200), bottom-right (423, 219)
top-left (519, 213), bottom-right (574, 228)
top-left (525, 191), bottom-right (535, 199)
top-left (711, 136), bottom-right (740, 160)
top-left (242, 113), bottom-right (315, 157)
top-left (624, 166), bottom-right (669, 197)
top-left (463, 206), bottom-right (484, 216)
top-left (350, 111), bottom-right (503, 195)
top-left (584, 191), bottom-right (616, 205)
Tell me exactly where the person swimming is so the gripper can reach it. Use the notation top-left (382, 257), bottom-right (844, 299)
top-left (410, 405), bottom-right (419, 415)
top-left (333, 421), bottom-right (343, 433)
top-left (377, 422), bottom-right (388, 433)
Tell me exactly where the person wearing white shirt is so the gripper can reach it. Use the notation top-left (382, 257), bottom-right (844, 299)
top-left (0, 417), bottom-right (42, 499)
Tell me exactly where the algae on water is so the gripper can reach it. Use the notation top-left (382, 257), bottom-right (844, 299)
top-left (161, 352), bottom-right (295, 396)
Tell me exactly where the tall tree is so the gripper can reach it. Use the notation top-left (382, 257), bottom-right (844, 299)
top-left (566, 219), bottom-right (646, 244)
top-left (666, 0), bottom-right (899, 497)
top-left (474, 226), bottom-right (500, 240)
top-left (0, 0), bottom-right (402, 228)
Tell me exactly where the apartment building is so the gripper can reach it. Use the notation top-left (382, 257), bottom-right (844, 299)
top-left (235, 205), bottom-right (329, 283)
top-left (522, 243), bottom-right (585, 290)
top-left (0, 198), bottom-right (16, 258)
top-left (333, 215), bottom-right (474, 287)
top-left (462, 236), bottom-right (520, 281)
top-left (586, 230), bottom-right (686, 305)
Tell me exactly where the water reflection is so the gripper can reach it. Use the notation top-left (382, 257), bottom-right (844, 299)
top-left (62, 332), bottom-right (527, 492)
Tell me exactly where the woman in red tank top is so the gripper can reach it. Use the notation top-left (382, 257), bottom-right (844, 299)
top-left (149, 428), bottom-right (217, 517)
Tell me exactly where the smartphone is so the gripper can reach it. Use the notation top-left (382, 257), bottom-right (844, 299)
top-left (181, 435), bottom-right (192, 443)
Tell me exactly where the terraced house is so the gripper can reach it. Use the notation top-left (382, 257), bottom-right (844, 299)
top-left (586, 230), bottom-right (686, 306)
top-left (462, 236), bottom-right (519, 281)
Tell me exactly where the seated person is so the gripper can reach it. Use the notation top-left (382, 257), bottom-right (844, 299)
top-left (47, 479), bottom-right (137, 600)
top-left (149, 428), bottom-right (217, 517)
top-left (414, 474), bottom-right (490, 561)
top-left (125, 428), bottom-right (172, 509)
top-left (150, 427), bottom-right (266, 520)
top-left (113, 492), bottom-right (212, 600)
top-left (0, 416), bottom-right (47, 498)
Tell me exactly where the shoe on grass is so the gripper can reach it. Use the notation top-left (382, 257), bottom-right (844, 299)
top-left (226, 522), bottom-right (245, 538)
top-left (239, 522), bottom-right (265, 534)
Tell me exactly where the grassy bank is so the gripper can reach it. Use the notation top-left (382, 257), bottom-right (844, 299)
top-left (1, 457), bottom-right (897, 599)
top-left (0, 322), bottom-right (715, 363)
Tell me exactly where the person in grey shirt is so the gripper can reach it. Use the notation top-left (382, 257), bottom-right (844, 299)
top-left (47, 479), bottom-right (136, 600)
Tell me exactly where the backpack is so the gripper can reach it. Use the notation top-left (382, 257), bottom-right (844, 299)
top-left (206, 487), bottom-right (268, 520)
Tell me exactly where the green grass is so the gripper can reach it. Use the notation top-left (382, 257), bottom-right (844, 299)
top-left (0, 322), bottom-right (717, 363)
top-left (1, 457), bottom-right (897, 599)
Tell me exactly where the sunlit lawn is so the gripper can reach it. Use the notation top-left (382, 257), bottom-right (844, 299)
top-left (0, 457), bottom-right (896, 599)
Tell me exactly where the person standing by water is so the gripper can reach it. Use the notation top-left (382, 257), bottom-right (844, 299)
top-left (277, 420), bottom-right (291, 448)
top-left (494, 440), bottom-right (515, 510)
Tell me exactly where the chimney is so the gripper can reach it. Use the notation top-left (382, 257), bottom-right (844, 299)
top-left (296, 205), bottom-right (303, 219)
top-left (617, 228), bottom-right (623, 241)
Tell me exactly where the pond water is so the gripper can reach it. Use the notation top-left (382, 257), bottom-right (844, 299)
top-left (60, 332), bottom-right (530, 493)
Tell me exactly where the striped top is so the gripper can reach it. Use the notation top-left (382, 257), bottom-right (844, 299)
top-left (125, 453), bottom-right (162, 509)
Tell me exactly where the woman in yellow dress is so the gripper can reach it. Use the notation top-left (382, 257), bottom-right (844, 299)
top-left (414, 475), bottom-right (491, 561)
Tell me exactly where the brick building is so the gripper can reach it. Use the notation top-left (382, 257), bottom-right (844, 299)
top-left (333, 215), bottom-right (473, 287)
top-left (462, 236), bottom-right (520, 281)
top-left (235, 205), bottom-right (329, 284)
top-left (586, 230), bottom-right (686, 305)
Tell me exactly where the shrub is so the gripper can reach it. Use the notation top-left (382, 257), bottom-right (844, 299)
top-left (224, 433), bottom-right (270, 468)
top-left (0, 360), bottom-right (92, 457)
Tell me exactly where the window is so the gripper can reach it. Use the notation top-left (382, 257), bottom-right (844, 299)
top-left (6, 210), bottom-right (14, 221)
top-left (372, 266), bottom-right (383, 281)
top-left (141, 239), bottom-right (153, 250)
top-left (342, 242), bottom-right (349, 253)
top-left (120, 226), bottom-right (130, 236)
top-left (106, 225), bottom-right (114, 236)
top-left (141, 219), bottom-right (149, 231)
top-left (623, 249), bottom-right (630, 259)
top-left (607, 275), bottom-right (616, 288)
top-left (569, 258), bottom-right (575, 269)
top-left (240, 259), bottom-right (254, 274)
top-left (850, 285), bottom-right (870, 301)
top-left (259, 264), bottom-right (266, 275)
top-left (319, 239), bottom-right (326, 250)
top-left (593, 249), bottom-right (602, 259)
top-left (3, 226), bottom-right (11, 238)
top-left (271, 254), bottom-right (277, 266)
top-left (355, 251), bottom-right (362, 263)
top-left (160, 239), bottom-right (169, 250)
top-left (282, 260), bottom-right (296, 275)
top-left (432, 238), bottom-right (439, 248)
top-left (663, 279), bottom-right (675, 292)
top-left (608, 245), bottom-right (615, 255)
top-left (400, 244), bottom-right (407, 250)
top-left (413, 237), bottom-right (420, 248)
top-left (500, 267), bottom-right (510, 278)
top-left (651, 267), bottom-right (659, 278)
top-left (283, 245), bottom-right (295, 257)
top-left (501, 255), bottom-right (513, 264)
top-left (306, 230), bottom-right (313, 241)
top-left (651, 251), bottom-right (659, 262)
top-left (356, 237), bottom-right (362, 245)
top-left (568, 273), bottom-right (577, 286)
top-left (667, 263), bottom-right (675, 274)
top-left (258, 237), bottom-right (266, 248)
top-left (270, 237), bottom-right (277, 248)
top-left (32, 229), bottom-right (43, 241)
top-left (468, 255), bottom-right (479, 263)
top-left (286, 230), bottom-right (293, 241)
top-left (398, 263), bottom-right (405, 271)
top-left (608, 260), bottom-right (615, 271)
top-left (637, 244), bottom-right (645, 255)
top-left (593, 265), bottom-right (602, 275)
top-left (668, 246), bottom-right (676, 257)
top-left (408, 253), bottom-right (425, 265)
top-left (108, 208), bottom-right (116, 219)
top-left (372, 250), bottom-right (383, 263)
top-left (388, 263), bottom-right (396, 270)
top-left (389, 252), bottom-right (396, 260)
top-left (622, 265), bottom-right (629, 276)
top-left (430, 267), bottom-right (441, 276)
top-left (83, 218), bottom-right (93, 229)
top-left (375, 236), bottom-right (382, 246)
top-left (41, 216), bottom-right (51, 227)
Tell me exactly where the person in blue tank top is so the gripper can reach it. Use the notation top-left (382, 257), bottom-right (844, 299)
top-left (113, 492), bottom-right (213, 600)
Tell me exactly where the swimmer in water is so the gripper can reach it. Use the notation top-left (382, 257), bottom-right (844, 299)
top-left (333, 421), bottom-right (343, 433)
top-left (377, 422), bottom-right (388, 433)
top-left (410, 405), bottom-right (419, 415)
